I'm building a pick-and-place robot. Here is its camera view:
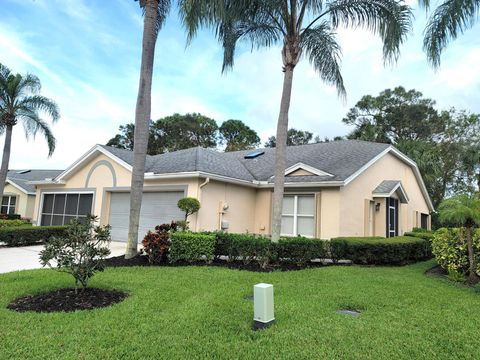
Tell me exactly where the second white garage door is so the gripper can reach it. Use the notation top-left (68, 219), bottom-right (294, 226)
top-left (108, 191), bottom-right (185, 242)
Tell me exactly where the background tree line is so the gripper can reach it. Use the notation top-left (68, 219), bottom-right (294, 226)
top-left (343, 86), bottom-right (480, 224)
top-left (106, 113), bottom-right (327, 154)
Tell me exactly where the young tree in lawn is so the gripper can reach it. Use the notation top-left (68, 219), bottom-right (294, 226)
top-left (419, 0), bottom-right (480, 67)
top-left (126, 0), bottom-right (170, 259)
top-left (181, 0), bottom-right (412, 241)
top-left (0, 63), bottom-right (59, 200)
top-left (438, 194), bottom-right (480, 284)
top-left (219, 119), bottom-right (260, 151)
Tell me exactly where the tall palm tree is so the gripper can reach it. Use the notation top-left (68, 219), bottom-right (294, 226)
top-left (181, 0), bottom-right (412, 241)
top-left (126, 0), bottom-right (171, 258)
top-left (419, 0), bottom-right (479, 67)
top-left (439, 194), bottom-right (480, 284)
top-left (0, 63), bottom-right (59, 200)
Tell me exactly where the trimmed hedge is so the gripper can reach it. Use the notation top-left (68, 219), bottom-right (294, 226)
top-left (169, 232), bottom-right (216, 263)
top-left (277, 236), bottom-right (329, 266)
top-left (404, 231), bottom-right (435, 241)
top-left (168, 231), bottom-right (432, 267)
top-left (330, 236), bottom-right (432, 265)
top-left (214, 232), bottom-right (329, 268)
top-left (0, 226), bottom-right (68, 247)
top-left (0, 219), bottom-right (31, 229)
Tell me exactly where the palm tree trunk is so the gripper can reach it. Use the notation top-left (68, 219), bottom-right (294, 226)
top-left (271, 67), bottom-right (294, 242)
top-left (125, 0), bottom-right (159, 259)
top-left (465, 223), bottom-right (479, 285)
top-left (0, 125), bottom-right (13, 201)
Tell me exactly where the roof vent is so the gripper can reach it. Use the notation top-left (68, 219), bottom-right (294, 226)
top-left (16, 170), bottom-right (31, 174)
top-left (244, 150), bottom-right (265, 159)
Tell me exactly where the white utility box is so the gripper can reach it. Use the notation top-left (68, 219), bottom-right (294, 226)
top-left (253, 283), bottom-right (275, 330)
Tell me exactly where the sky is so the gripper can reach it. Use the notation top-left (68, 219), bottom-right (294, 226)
top-left (0, 0), bottom-right (479, 169)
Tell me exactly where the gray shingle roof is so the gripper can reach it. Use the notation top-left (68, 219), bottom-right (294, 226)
top-left (7, 169), bottom-right (64, 193)
top-left (373, 180), bottom-right (402, 194)
top-left (101, 140), bottom-right (391, 184)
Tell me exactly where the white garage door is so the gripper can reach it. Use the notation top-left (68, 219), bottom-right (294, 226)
top-left (108, 191), bottom-right (185, 242)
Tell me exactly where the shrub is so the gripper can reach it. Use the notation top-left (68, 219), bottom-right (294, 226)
top-left (169, 232), bottom-right (215, 263)
top-left (0, 219), bottom-right (31, 229)
top-left (177, 197), bottom-right (200, 221)
top-left (412, 227), bottom-right (432, 233)
top-left (405, 231), bottom-right (435, 241)
top-left (39, 216), bottom-right (111, 293)
top-left (431, 228), bottom-right (480, 277)
top-left (330, 236), bottom-right (432, 265)
top-left (277, 236), bottom-right (329, 266)
top-left (213, 232), bottom-right (274, 268)
top-left (0, 213), bottom-right (21, 220)
top-left (142, 221), bottom-right (177, 264)
top-left (0, 225), bottom-right (67, 247)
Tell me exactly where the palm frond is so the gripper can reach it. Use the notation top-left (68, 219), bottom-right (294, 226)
top-left (18, 109), bottom-right (56, 156)
top-left (300, 22), bottom-right (346, 98)
top-left (423, 0), bottom-right (480, 68)
top-left (180, 0), bottom-right (284, 70)
top-left (439, 194), bottom-right (480, 226)
top-left (16, 95), bottom-right (60, 122)
top-left (322, 0), bottom-right (412, 64)
top-left (218, 17), bottom-right (282, 71)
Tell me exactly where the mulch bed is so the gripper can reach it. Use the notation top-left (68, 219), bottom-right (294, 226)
top-left (425, 264), bottom-right (448, 278)
top-left (104, 254), bottom-right (326, 272)
top-left (7, 288), bottom-right (128, 313)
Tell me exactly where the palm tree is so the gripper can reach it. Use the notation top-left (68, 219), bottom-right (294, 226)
top-left (419, 0), bottom-right (480, 67)
top-left (126, 0), bottom-right (171, 258)
top-left (181, 0), bottom-right (412, 241)
top-left (0, 63), bottom-right (59, 200)
top-left (439, 194), bottom-right (480, 284)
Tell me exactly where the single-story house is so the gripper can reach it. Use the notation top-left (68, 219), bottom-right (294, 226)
top-left (3, 170), bottom-right (63, 219)
top-left (29, 140), bottom-right (433, 241)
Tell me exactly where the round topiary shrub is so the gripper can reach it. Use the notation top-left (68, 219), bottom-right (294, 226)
top-left (177, 197), bottom-right (201, 221)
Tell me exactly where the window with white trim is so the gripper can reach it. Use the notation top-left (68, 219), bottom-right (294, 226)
top-left (40, 193), bottom-right (93, 226)
top-left (281, 194), bottom-right (315, 237)
top-left (1, 196), bottom-right (16, 214)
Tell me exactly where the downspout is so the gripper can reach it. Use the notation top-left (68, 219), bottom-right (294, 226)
top-left (196, 178), bottom-right (210, 231)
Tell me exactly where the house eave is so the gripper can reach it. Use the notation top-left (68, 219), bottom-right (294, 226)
top-left (5, 179), bottom-right (36, 195)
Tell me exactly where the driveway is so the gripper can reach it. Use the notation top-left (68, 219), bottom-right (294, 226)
top-left (0, 241), bottom-right (127, 274)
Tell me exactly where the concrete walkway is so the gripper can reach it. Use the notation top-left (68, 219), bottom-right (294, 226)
top-left (0, 241), bottom-right (126, 274)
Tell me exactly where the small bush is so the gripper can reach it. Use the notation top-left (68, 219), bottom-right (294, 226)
top-left (277, 236), bottom-right (329, 266)
top-left (0, 225), bottom-right (67, 247)
top-left (0, 219), bottom-right (31, 229)
top-left (431, 228), bottom-right (480, 277)
top-left (0, 213), bottom-right (21, 220)
top-left (142, 221), bottom-right (177, 264)
top-left (169, 232), bottom-right (215, 263)
top-left (330, 236), bottom-right (432, 265)
top-left (39, 216), bottom-right (111, 293)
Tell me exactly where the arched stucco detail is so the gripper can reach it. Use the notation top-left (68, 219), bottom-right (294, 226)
top-left (85, 160), bottom-right (117, 188)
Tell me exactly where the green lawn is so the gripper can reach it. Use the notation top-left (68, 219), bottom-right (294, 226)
top-left (1, 261), bottom-right (479, 359)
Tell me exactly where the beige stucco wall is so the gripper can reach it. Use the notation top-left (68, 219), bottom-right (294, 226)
top-left (196, 180), bottom-right (257, 233)
top-left (339, 153), bottom-right (430, 237)
top-left (3, 183), bottom-right (37, 219)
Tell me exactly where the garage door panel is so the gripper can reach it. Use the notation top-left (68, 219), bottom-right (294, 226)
top-left (108, 191), bottom-right (185, 242)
